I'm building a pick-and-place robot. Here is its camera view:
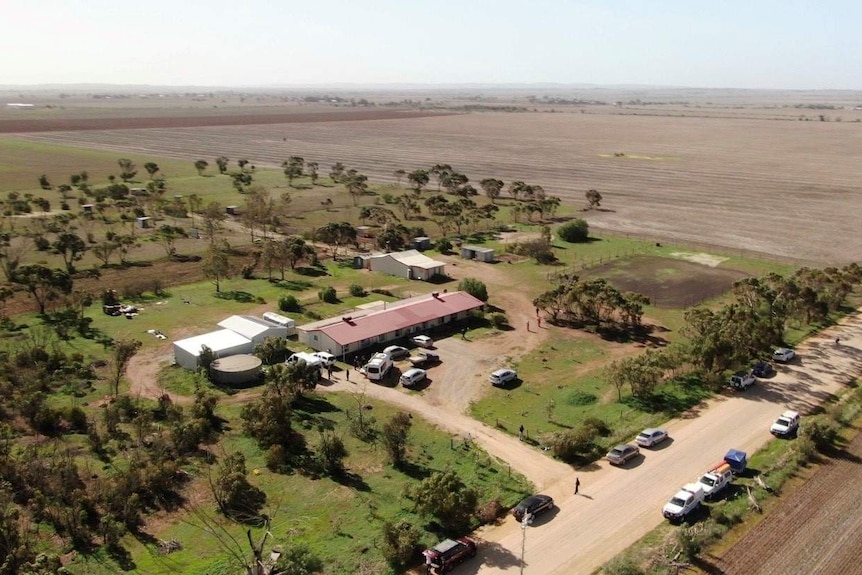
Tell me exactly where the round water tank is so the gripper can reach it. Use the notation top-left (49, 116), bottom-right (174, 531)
top-left (210, 354), bottom-right (263, 386)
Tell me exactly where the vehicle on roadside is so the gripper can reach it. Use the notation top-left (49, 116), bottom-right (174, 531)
top-left (729, 370), bottom-right (756, 390)
top-left (697, 462), bottom-right (733, 500)
top-left (411, 335), bottom-right (434, 348)
top-left (400, 368), bottom-right (427, 388)
top-left (512, 494), bottom-right (554, 523)
top-left (408, 351), bottom-right (440, 367)
top-left (770, 410), bottom-right (801, 437)
top-left (423, 537), bottom-right (477, 574)
top-left (383, 345), bottom-right (410, 360)
top-left (285, 352), bottom-right (322, 381)
top-left (489, 368), bottom-right (517, 387)
top-left (313, 351), bottom-right (336, 367)
top-left (772, 347), bottom-right (796, 363)
top-left (606, 443), bottom-right (640, 465)
top-left (635, 428), bottom-right (668, 448)
top-left (363, 352), bottom-right (393, 381)
top-left (662, 483), bottom-right (704, 523)
top-left (752, 361), bottom-right (775, 378)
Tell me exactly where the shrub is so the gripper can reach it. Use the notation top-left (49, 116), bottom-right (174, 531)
top-left (802, 417), bottom-right (839, 451)
top-left (458, 277), bottom-right (489, 302)
top-left (437, 238), bottom-right (453, 253)
top-left (370, 288), bottom-right (394, 297)
top-left (490, 313), bottom-right (509, 329)
top-left (381, 520), bottom-right (421, 568)
top-left (318, 286), bottom-right (337, 304)
top-left (475, 499), bottom-right (505, 524)
top-left (349, 284), bottom-right (366, 297)
top-left (279, 294), bottom-right (301, 312)
top-left (557, 219), bottom-right (590, 243)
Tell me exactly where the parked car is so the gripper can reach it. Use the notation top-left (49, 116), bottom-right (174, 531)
top-left (729, 370), bottom-right (756, 390)
top-left (635, 428), bottom-right (668, 448)
top-left (489, 368), bottom-right (517, 387)
top-left (772, 347), bottom-right (796, 363)
top-left (606, 443), bottom-right (640, 465)
top-left (408, 351), bottom-right (440, 367)
top-left (411, 335), bottom-right (434, 348)
top-left (400, 368), bottom-right (427, 388)
top-left (383, 345), bottom-right (410, 360)
top-left (770, 410), bottom-right (801, 437)
top-left (751, 361), bottom-right (775, 378)
top-left (313, 351), bottom-right (336, 368)
top-left (512, 494), bottom-right (554, 523)
top-left (423, 538), bottom-right (477, 575)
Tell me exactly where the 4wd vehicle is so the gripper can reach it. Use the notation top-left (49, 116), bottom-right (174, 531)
top-left (383, 345), bottom-right (410, 360)
top-left (729, 370), bottom-right (756, 390)
top-left (662, 483), bottom-right (704, 523)
top-left (770, 409), bottom-right (800, 437)
top-left (772, 347), bottom-right (796, 363)
top-left (313, 351), bottom-right (336, 368)
top-left (400, 368), bottom-right (427, 388)
top-left (752, 361), bottom-right (775, 378)
top-left (489, 368), bottom-right (517, 387)
top-left (606, 444), bottom-right (640, 465)
top-left (512, 494), bottom-right (554, 523)
top-left (635, 428), bottom-right (668, 448)
top-left (423, 537), bottom-right (477, 574)
top-left (408, 351), bottom-right (440, 367)
top-left (697, 462), bottom-right (733, 500)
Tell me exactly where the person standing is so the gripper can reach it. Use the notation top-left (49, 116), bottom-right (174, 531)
top-left (346, 369), bottom-right (350, 382)
top-left (574, 477), bottom-right (580, 495)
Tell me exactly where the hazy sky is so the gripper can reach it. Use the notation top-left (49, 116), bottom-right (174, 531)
top-left (3, 0), bottom-right (860, 89)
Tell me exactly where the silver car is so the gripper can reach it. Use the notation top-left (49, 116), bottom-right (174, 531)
top-left (635, 428), bottom-right (668, 448)
top-left (489, 369), bottom-right (517, 387)
top-left (606, 444), bottom-right (640, 465)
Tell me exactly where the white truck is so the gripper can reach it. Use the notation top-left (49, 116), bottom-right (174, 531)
top-left (362, 352), bottom-right (393, 381)
top-left (662, 483), bottom-right (704, 523)
top-left (285, 352), bottom-right (323, 381)
top-left (697, 462), bottom-right (733, 500)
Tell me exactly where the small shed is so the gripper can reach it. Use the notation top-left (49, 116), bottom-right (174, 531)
top-left (81, 204), bottom-right (94, 214)
top-left (413, 236), bottom-right (432, 251)
top-left (461, 245), bottom-right (495, 262)
top-left (226, 205), bottom-right (238, 215)
top-left (136, 216), bottom-right (152, 229)
top-left (262, 312), bottom-right (297, 336)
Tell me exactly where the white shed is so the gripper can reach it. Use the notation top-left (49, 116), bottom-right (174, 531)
top-left (173, 329), bottom-right (254, 370)
top-left (218, 315), bottom-right (288, 344)
top-left (262, 312), bottom-right (297, 336)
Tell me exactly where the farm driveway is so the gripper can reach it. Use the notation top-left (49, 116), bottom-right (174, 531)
top-left (454, 311), bottom-right (862, 575)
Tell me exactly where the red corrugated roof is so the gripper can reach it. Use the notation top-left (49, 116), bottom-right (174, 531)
top-left (314, 291), bottom-right (483, 345)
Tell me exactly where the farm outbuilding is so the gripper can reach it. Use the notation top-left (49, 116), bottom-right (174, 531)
top-left (217, 315), bottom-right (288, 344)
top-left (461, 245), bottom-right (495, 262)
top-left (412, 236), bottom-right (432, 251)
top-left (173, 329), bottom-right (254, 370)
top-left (136, 216), bottom-right (152, 229)
top-left (297, 290), bottom-right (484, 356)
top-left (366, 249), bottom-right (446, 280)
top-left (261, 312), bottom-right (297, 336)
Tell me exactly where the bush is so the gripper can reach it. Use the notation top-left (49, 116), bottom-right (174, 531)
top-left (557, 219), bottom-right (590, 243)
top-left (458, 277), bottom-right (489, 302)
top-left (279, 294), bottom-right (301, 312)
top-left (318, 286), bottom-right (338, 304)
top-left (437, 238), bottom-right (453, 253)
top-left (349, 284), bottom-right (366, 297)
top-left (475, 499), bottom-right (505, 524)
top-left (490, 313), bottom-right (509, 329)
top-left (802, 418), bottom-right (839, 451)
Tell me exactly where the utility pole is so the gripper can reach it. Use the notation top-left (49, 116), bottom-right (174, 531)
top-left (520, 512), bottom-right (532, 575)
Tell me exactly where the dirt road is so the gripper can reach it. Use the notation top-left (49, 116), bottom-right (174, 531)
top-left (454, 312), bottom-right (862, 575)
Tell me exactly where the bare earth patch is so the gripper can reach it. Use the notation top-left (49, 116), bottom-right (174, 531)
top-left (669, 251), bottom-right (729, 267)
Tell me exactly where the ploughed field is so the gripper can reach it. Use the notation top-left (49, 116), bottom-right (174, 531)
top-left (715, 429), bottom-right (862, 575)
top-left (8, 109), bottom-right (862, 264)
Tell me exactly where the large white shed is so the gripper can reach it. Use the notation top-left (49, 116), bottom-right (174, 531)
top-left (173, 329), bottom-right (254, 370)
top-left (218, 315), bottom-right (288, 343)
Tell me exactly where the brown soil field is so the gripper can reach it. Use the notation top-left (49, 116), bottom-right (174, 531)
top-left (9, 110), bottom-right (862, 265)
top-left (0, 109), bottom-right (450, 133)
top-left (712, 429), bottom-right (862, 575)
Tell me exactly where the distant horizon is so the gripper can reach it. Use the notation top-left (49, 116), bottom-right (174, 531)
top-left (3, 1), bottom-right (861, 91)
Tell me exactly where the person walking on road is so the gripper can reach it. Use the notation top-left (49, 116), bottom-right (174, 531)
top-left (574, 477), bottom-right (580, 495)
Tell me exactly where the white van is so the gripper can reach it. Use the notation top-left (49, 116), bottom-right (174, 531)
top-left (363, 352), bottom-right (393, 381)
top-left (286, 352), bottom-right (323, 381)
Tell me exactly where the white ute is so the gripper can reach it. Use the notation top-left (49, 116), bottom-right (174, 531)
top-left (770, 410), bottom-right (801, 437)
top-left (662, 483), bottom-right (704, 523)
top-left (697, 462), bottom-right (733, 500)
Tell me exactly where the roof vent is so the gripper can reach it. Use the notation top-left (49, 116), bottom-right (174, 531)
top-left (431, 292), bottom-right (440, 299)
top-left (342, 316), bottom-right (353, 322)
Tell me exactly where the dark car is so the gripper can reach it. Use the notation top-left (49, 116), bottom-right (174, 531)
top-left (752, 361), bottom-right (775, 378)
top-left (512, 494), bottom-right (554, 522)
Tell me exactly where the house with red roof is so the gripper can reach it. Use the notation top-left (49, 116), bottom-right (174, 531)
top-left (297, 290), bottom-right (484, 356)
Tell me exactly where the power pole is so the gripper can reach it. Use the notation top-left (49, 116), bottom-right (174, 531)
top-left (520, 512), bottom-right (532, 575)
